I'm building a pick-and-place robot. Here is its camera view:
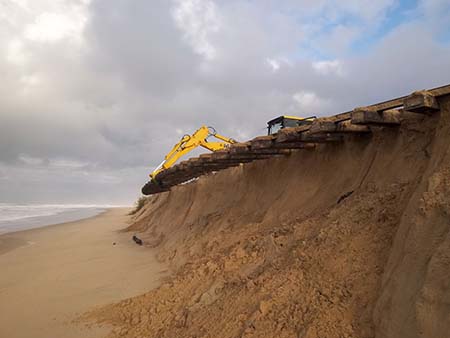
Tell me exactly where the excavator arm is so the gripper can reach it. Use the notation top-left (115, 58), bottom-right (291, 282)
top-left (149, 126), bottom-right (236, 181)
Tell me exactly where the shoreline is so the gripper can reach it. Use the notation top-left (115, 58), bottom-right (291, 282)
top-left (0, 205), bottom-right (126, 236)
top-left (0, 208), bottom-right (167, 338)
top-left (2, 207), bottom-right (110, 236)
top-left (0, 209), bottom-right (112, 255)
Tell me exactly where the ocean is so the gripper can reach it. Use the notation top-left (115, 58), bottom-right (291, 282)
top-left (0, 203), bottom-right (126, 235)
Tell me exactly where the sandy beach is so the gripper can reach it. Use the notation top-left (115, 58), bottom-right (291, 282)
top-left (0, 208), bottom-right (167, 338)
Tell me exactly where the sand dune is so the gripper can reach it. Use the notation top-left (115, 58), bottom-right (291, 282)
top-left (0, 208), bottom-right (167, 338)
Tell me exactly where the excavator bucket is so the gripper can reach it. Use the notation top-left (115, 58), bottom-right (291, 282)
top-left (141, 180), bottom-right (169, 195)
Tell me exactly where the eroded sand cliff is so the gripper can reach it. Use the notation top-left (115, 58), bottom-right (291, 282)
top-left (86, 96), bottom-right (450, 338)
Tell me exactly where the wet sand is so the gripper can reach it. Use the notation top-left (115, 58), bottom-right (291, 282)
top-left (0, 208), bottom-right (167, 338)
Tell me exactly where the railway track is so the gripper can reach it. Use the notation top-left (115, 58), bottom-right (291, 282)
top-left (142, 84), bottom-right (450, 196)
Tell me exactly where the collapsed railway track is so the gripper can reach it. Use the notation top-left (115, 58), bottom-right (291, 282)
top-left (142, 84), bottom-right (450, 196)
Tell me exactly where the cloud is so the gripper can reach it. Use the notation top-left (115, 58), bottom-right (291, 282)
top-left (172, 0), bottom-right (221, 60)
top-left (265, 57), bottom-right (292, 72)
top-left (24, 11), bottom-right (85, 42)
top-left (0, 0), bottom-right (449, 204)
top-left (312, 60), bottom-right (344, 76)
top-left (266, 58), bottom-right (281, 72)
top-left (292, 91), bottom-right (332, 114)
top-left (18, 154), bottom-right (45, 166)
top-left (49, 159), bottom-right (89, 169)
top-left (6, 38), bottom-right (27, 65)
top-left (316, 24), bottom-right (360, 56)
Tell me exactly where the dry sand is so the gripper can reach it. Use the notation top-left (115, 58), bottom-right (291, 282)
top-left (0, 208), bottom-right (167, 338)
top-left (87, 96), bottom-right (450, 338)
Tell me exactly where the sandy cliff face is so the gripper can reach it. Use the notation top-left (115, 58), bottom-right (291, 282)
top-left (88, 97), bottom-right (449, 338)
top-left (373, 96), bottom-right (450, 338)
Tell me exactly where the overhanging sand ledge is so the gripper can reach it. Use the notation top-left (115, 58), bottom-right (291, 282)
top-left (0, 208), bottom-right (167, 338)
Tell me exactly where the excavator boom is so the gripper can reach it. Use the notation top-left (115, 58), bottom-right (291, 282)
top-left (142, 126), bottom-right (236, 195)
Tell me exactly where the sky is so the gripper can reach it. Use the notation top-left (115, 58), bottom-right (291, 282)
top-left (0, 0), bottom-right (449, 205)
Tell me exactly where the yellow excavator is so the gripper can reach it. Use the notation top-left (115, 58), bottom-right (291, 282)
top-left (149, 126), bottom-right (236, 180)
top-left (142, 126), bottom-right (236, 195)
top-left (142, 116), bottom-right (316, 195)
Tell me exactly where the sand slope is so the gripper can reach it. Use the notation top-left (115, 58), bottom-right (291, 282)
top-left (0, 208), bottom-right (167, 338)
top-left (87, 96), bottom-right (450, 338)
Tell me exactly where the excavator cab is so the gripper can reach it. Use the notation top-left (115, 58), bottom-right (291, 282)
top-left (267, 115), bottom-right (316, 135)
